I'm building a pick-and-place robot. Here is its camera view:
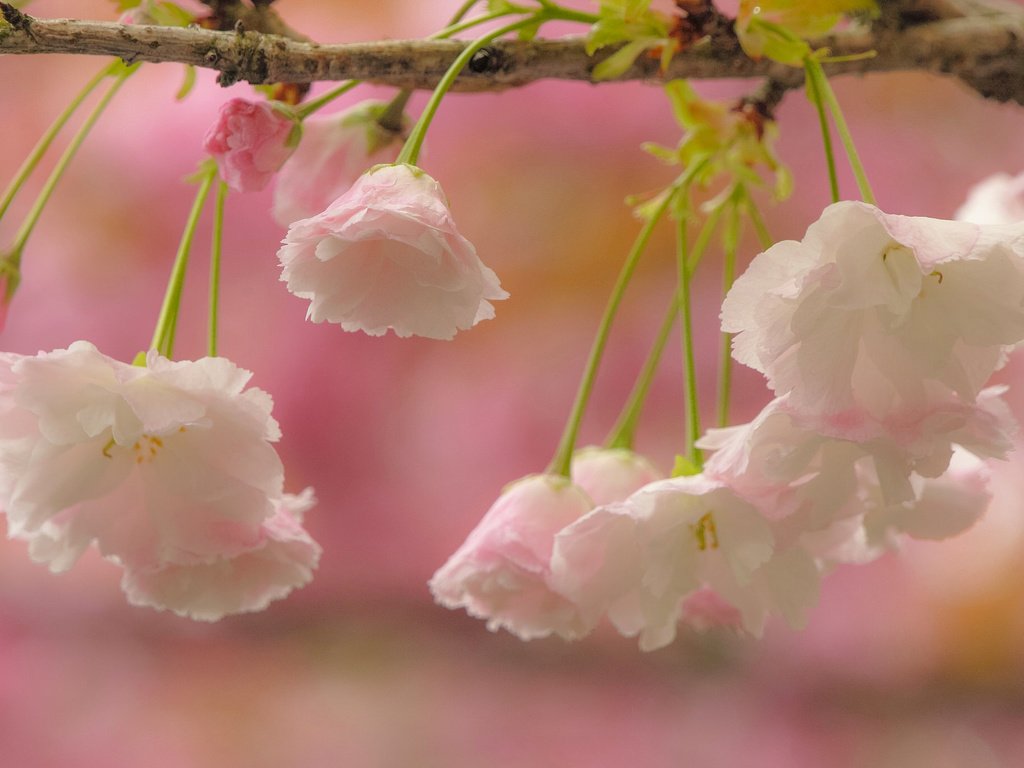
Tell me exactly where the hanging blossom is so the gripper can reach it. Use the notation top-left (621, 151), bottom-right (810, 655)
top-left (0, 341), bottom-right (319, 620)
top-left (429, 474), bottom-right (596, 640)
top-left (956, 171), bottom-right (1024, 225)
top-left (549, 391), bottom-right (1006, 651)
top-left (121, 488), bottom-right (321, 620)
top-left (721, 201), bottom-right (1024, 434)
top-left (698, 393), bottom-right (1009, 564)
top-left (273, 101), bottom-right (406, 227)
top-left (278, 163), bottom-right (508, 340)
top-left (551, 475), bottom-right (820, 651)
top-left (570, 446), bottom-right (664, 506)
top-left (204, 98), bottom-right (300, 193)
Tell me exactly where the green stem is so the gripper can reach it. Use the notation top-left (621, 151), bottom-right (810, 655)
top-left (606, 197), bottom-right (725, 450)
top-left (743, 190), bottom-right (774, 250)
top-left (150, 164), bottom-right (217, 359)
top-left (450, 0), bottom-right (484, 24)
top-left (804, 58), bottom-right (840, 205)
top-left (605, 290), bottom-right (678, 450)
top-left (717, 196), bottom-right (743, 429)
top-left (397, 17), bottom-right (541, 166)
top-left (376, 89), bottom-right (412, 133)
top-left (685, 202), bottom-right (725, 274)
top-left (430, 9), bottom-right (513, 38)
top-left (208, 180), bottom-right (228, 358)
top-left (675, 203), bottom-right (702, 468)
top-left (7, 65), bottom-right (136, 266)
top-left (547, 189), bottom-right (675, 477)
top-left (805, 57), bottom-right (875, 205)
top-left (296, 7), bottom-right (518, 120)
top-left (532, 1), bottom-right (599, 23)
top-left (296, 80), bottom-right (362, 120)
top-left (0, 63), bottom-right (114, 224)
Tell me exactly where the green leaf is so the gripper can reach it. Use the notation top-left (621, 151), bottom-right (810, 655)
top-left (150, 2), bottom-right (194, 27)
top-left (175, 64), bottom-right (196, 101)
top-left (592, 39), bottom-right (650, 81)
top-left (517, 21), bottom-right (541, 42)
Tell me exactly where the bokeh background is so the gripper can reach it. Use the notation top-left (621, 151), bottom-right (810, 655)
top-left (3, 1), bottom-right (1024, 765)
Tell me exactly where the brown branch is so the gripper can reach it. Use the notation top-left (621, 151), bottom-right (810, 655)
top-left (0, 6), bottom-right (1022, 103)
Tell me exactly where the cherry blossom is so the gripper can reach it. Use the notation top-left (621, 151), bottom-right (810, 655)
top-left (429, 474), bottom-right (596, 640)
top-left (551, 475), bottom-right (819, 650)
top-left (721, 201), bottom-right (1024, 429)
top-left (121, 489), bottom-right (322, 621)
top-left (0, 341), bottom-right (318, 617)
top-left (273, 101), bottom-right (405, 227)
top-left (570, 446), bottom-right (663, 506)
top-left (956, 171), bottom-right (1024, 225)
top-left (203, 98), bottom-right (299, 193)
top-left (278, 163), bottom-right (508, 340)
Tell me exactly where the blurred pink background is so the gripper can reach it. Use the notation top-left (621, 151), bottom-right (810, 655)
top-left (3, 1), bottom-right (1024, 765)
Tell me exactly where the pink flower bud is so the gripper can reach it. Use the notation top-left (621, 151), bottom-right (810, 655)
top-left (273, 101), bottom-right (405, 227)
top-left (571, 446), bottom-right (663, 506)
top-left (203, 98), bottom-right (298, 192)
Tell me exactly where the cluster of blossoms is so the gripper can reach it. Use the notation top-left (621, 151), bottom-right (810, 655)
top-left (203, 98), bottom-right (507, 341)
top-left (1, 86), bottom-right (506, 618)
top-left (0, 342), bottom-right (320, 619)
top-left (431, 201), bottom-right (1024, 650)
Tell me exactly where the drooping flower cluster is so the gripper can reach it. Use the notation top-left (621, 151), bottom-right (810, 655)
top-left (432, 202), bottom-right (1024, 649)
top-left (0, 341), bottom-right (320, 620)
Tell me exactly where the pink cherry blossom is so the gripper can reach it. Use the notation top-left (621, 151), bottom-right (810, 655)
top-left (551, 475), bottom-right (819, 650)
top-left (273, 101), bottom-right (405, 227)
top-left (721, 201), bottom-right (1024, 428)
top-left (203, 98), bottom-right (298, 192)
top-left (429, 474), bottom-right (596, 640)
top-left (956, 171), bottom-right (1024, 225)
top-left (278, 163), bottom-right (508, 340)
top-left (570, 446), bottom-right (663, 506)
top-left (121, 489), bottom-right (321, 621)
top-left (0, 341), bottom-right (319, 617)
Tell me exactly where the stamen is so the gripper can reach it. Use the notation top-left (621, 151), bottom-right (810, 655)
top-left (691, 512), bottom-right (719, 551)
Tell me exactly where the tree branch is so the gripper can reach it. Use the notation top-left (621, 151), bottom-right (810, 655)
top-left (1, 5), bottom-right (1022, 103)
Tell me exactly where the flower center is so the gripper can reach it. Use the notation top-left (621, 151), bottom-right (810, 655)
top-left (691, 512), bottom-right (719, 551)
top-left (100, 427), bottom-right (186, 463)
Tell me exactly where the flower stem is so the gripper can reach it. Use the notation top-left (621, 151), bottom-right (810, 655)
top-left (296, 80), bottom-right (362, 120)
top-left (675, 204), bottom-right (702, 469)
top-left (743, 190), bottom-right (774, 250)
top-left (430, 9), bottom-right (514, 39)
top-left (150, 162), bottom-right (217, 359)
top-left (685, 202), bottom-right (725, 274)
top-left (295, 6), bottom-right (518, 120)
top-left (207, 180), bottom-right (228, 358)
top-left (0, 63), bottom-right (114, 224)
top-left (396, 17), bottom-right (541, 167)
top-left (805, 57), bottom-right (875, 205)
top-left (605, 290), bottom-right (677, 450)
top-left (7, 63), bottom-right (136, 267)
top-left (376, 89), bottom-right (412, 133)
top-left (717, 195), bottom-right (743, 428)
top-left (547, 190), bottom-right (675, 477)
top-left (605, 197), bottom-right (724, 450)
top-left (450, 0), bottom-right (484, 24)
top-left (804, 58), bottom-right (839, 205)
